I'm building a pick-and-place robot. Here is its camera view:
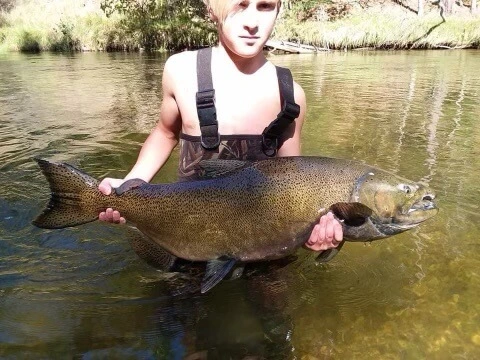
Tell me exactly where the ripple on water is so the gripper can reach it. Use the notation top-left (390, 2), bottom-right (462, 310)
top-left (290, 245), bottom-right (413, 313)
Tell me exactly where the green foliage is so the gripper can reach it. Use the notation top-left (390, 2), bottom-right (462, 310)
top-left (284, 0), bottom-right (333, 20)
top-left (1, 0), bottom-right (479, 52)
top-left (274, 7), bottom-right (480, 49)
top-left (18, 29), bottom-right (40, 52)
top-left (100, 0), bottom-right (216, 50)
top-left (0, 12), bottom-right (6, 28)
top-left (50, 21), bottom-right (80, 51)
top-left (0, 0), bottom-right (16, 12)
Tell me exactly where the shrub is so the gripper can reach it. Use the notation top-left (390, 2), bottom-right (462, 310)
top-left (18, 29), bottom-right (40, 52)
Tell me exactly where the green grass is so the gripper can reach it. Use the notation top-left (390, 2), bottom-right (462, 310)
top-left (274, 6), bottom-right (480, 50)
top-left (0, 0), bottom-right (130, 52)
top-left (1, 2), bottom-right (479, 52)
top-left (0, 0), bottom-right (213, 52)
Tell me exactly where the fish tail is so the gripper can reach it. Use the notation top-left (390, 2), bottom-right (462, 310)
top-left (33, 158), bottom-right (102, 229)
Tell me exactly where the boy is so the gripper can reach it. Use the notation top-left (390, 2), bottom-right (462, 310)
top-left (99, 0), bottom-right (343, 260)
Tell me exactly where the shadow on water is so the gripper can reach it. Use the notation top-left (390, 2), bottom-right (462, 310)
top-left (1, 50), bottom-right (480, 358)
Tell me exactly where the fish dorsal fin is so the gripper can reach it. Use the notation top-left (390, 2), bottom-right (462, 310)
top-left (201, 258), bottom-right (236, 293)
top-left (198, 159), bottom-right (251, 179)
top-left (115, 178), bottom-right (148, 195)
top-left (315, 241), bottom-right (345, 263)
top-left (329, 202), bottom-right (373, 227)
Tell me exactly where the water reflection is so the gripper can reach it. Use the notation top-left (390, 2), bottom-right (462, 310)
top-left (1, 50), bottom-right (480, 358)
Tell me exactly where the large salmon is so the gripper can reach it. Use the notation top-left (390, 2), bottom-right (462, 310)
top-left (33, 157), bottom-right (438, 292)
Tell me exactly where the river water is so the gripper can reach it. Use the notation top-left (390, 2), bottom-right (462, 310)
top-left (0, 50), bottom-right (479, 359)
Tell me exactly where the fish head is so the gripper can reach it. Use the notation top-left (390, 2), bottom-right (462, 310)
top-left (340, 170), bottom-right (438, 241)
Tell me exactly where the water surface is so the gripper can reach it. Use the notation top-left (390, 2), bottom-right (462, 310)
top-left (1, 50), bottom-right (479, 359)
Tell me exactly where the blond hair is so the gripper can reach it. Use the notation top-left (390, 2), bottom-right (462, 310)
top-left (203, 0), bottom-right (281, 24)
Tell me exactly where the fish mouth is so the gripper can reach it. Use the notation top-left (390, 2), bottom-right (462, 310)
top-left (408, 199), bottom-right (436, 213)
top-left (395, 192), bottom-right (438, 227)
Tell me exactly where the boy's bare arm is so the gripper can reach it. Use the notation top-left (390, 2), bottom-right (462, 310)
top-left (98, 57), bottom-right (182, 223)
top-left (124, 58), bottom-right (182, 183)
top-left (276, 82), bottom-right (343, 249)
top-left (277, 82), bottom-right (306, 157)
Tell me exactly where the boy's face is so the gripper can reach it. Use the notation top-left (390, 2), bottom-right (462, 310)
top-left (218, 0), bottom-right (280, 59)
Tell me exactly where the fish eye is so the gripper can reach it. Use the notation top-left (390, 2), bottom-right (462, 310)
top-left (397, 184), bottom-right (413, 194)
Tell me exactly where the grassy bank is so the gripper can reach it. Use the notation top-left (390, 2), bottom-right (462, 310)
top-left (0, 1), bottom-right (479, 52)
top-left (0, 0), bottom-right (214, 52)
top-left (275, 6), bottom-right (480, 49)
top-left (0, 1), bottom-right (130, 52)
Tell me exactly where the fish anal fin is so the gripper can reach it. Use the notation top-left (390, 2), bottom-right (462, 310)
top-left (201, 258), bottom-right (236, 293)
top-left (198, 160), bottom-right (251, 179)
top-left (115, 179), bottom-right (147, 195)
top-left (315, 241), bottom-right (345, 263)
top-left (330, 202), bottom-right (373, 227)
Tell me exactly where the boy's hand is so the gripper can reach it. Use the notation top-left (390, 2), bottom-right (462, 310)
top-left (98, 177), bottom-right (125, 195)
top-left (305, 212), bottom-right (343, 251)
top-left (98, 178), bottom-right (126, 224)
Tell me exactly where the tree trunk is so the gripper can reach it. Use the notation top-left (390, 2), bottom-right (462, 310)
top-left (418, 0), bottom-right (424, 16)
top-left (472, 0), bottom-right (477, 14)
top-left (440, 0), bottom-right (454, 14)
top-left (283, 0), bottom-right (292, 10)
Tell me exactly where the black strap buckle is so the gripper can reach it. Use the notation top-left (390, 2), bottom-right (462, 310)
top-left (201, 128), bottom-right (221, 149)
top-left (196, 89), bottom-right (221, 149)
top-left (262, 101), bottom-right (300, 139)
top-left (196, 90), bottom-right (215, 110)
top-left (262, 136), bottom-right (278, 157)
top-left (261, 101), bottom-right (300, 157)
top-left (278, 101), bottom-right (301, 124)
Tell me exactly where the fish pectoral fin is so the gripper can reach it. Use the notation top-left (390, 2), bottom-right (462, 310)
top-left (329, 202), bottom-right (373, 227)
top-left (201, 258), bottom-right (237, 293)
top-left (115, 178), bottom-right (148, 195)
top-left (315, 241), bottom-right (345, 263)
top-left (198, 159), bottom-right (251, 179)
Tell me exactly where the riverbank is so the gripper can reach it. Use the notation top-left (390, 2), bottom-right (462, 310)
top-left (275, 6), bottom-right (480, 50)
top-left (0, 1), bottom-right (146, 52)
top-left (0, 1), bottom-right (479, 52)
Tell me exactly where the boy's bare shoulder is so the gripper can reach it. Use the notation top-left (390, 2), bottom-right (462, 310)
top-left (164, 50), bottom-right (198, 73)
top-left (293, 81), bottom-right (305, 100)
top-left (163, 50), bottom-right (199, 96)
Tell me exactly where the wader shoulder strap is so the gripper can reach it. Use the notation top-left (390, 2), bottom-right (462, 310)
top-left (262, 66), bottom-right (301, 157)
top-left (196, 47), bottom-right (220, 149)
